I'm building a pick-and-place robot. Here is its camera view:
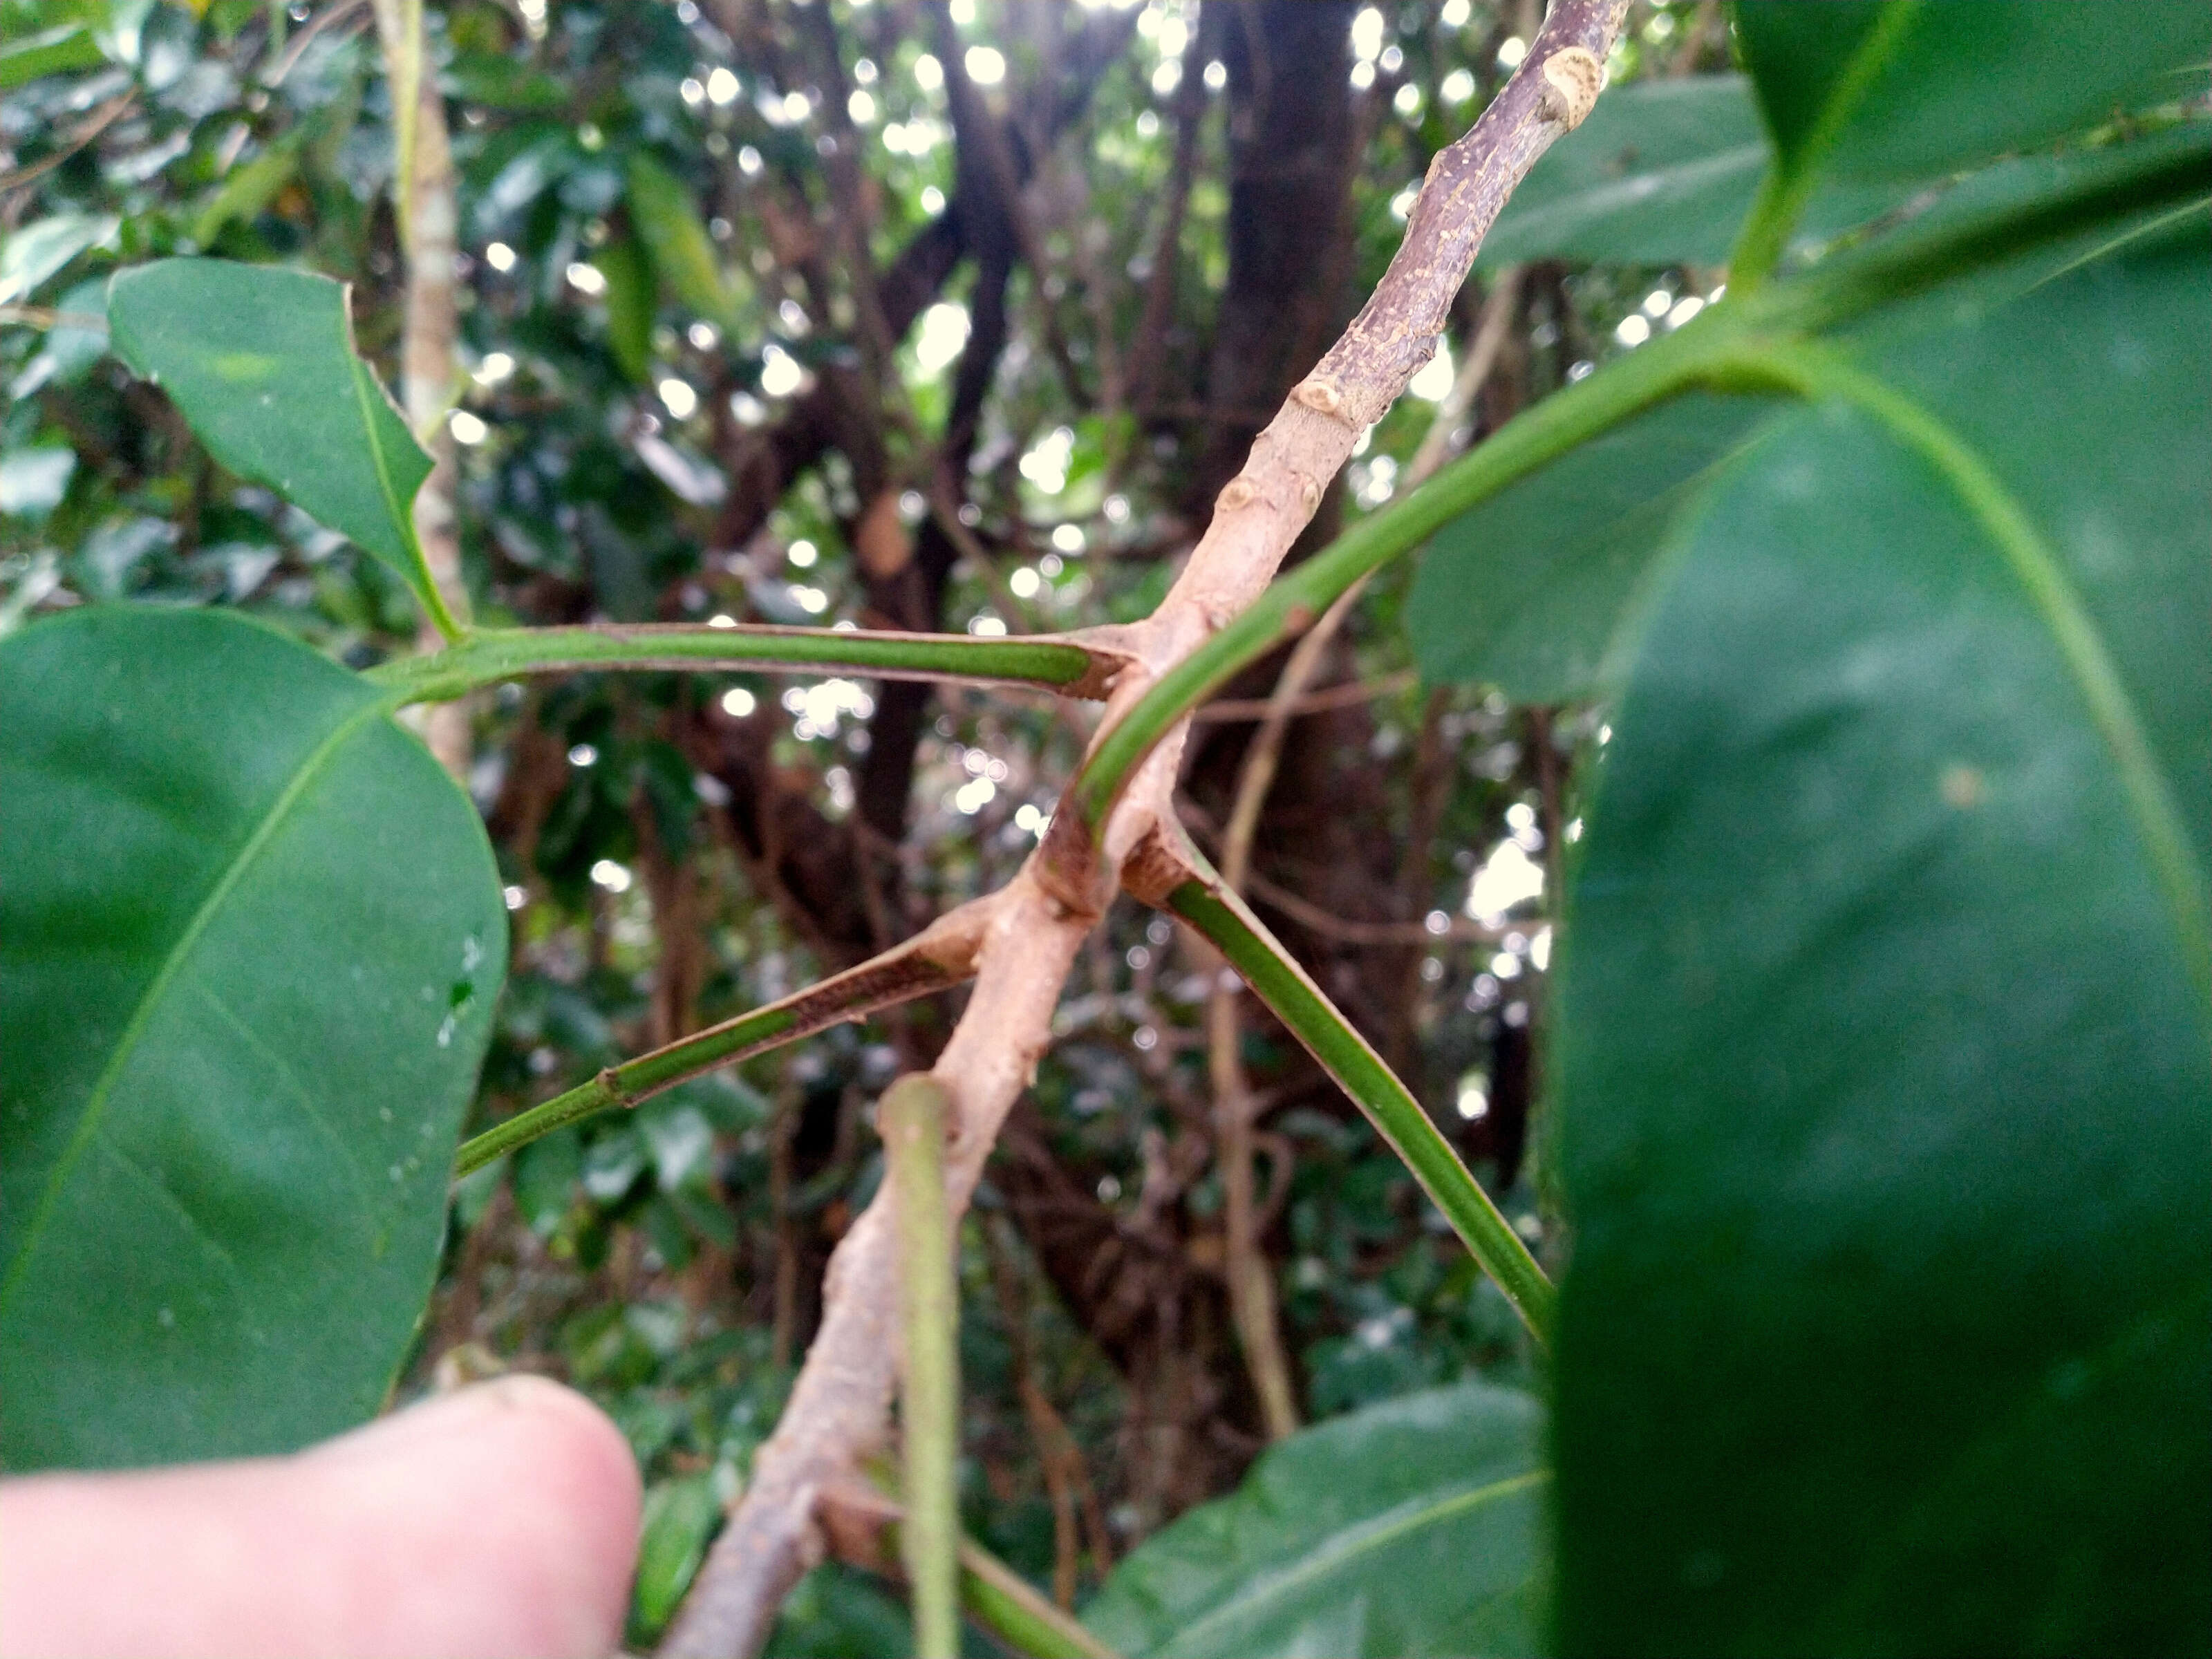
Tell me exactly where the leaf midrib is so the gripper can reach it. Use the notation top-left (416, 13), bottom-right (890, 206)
top-left (346, 352), bottom-right (434, 606)
top-left (0, 696), bottom-right (388, 1320)
top-left (1153, 1467), bottom-right (1549, 1656)
top-left (1774, 346), bottom-right (2212, 1007)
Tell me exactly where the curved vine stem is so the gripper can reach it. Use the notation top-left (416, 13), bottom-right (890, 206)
top-left (1135, 833), bottom-right (1555, 1343)
top-left (1203, 263), bottom-right (1532, 1434)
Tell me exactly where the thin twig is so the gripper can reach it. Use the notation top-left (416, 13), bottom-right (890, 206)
top-left (1189, 669), bottom-right (1416, 723)
top-left (0, 92), bottom-right (135, 196)
top-left (983, 1221), bottom-right (1080, 1608)
top-left (1244, 866), bottom-right (1510, 948)
top-left (265, 0), bottom-right (372, 85)
top-left (454, 902), bottom-right (991, 1176)
top-left (0, 307), bottom-right (105, 330)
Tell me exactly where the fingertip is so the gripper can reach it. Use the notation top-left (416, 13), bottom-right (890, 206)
top-left (451, 1374), bottom-right (647, 1587)
top-left (0, 1377), bottom-right (646, 1659)
top-left (326, 1375), bottom-right (645, 1657)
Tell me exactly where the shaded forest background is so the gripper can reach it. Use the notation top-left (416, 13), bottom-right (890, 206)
top-left (2, 0), bottom-right (1727, 1644)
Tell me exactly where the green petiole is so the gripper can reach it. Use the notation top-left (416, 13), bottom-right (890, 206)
top-left (370, 622), bottom-right (1112, 706)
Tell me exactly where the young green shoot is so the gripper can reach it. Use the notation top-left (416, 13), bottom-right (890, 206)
top-left (884, 1074), bottom-right (961, 1659)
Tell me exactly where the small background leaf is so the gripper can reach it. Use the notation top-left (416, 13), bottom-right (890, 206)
top-left (1479, 79), bottom-right (1903, 269)
top-left (597, 232), bottom-right (657, 386)
top-left (0, 213), bottom-right (118, 305)
top-left (626, 151), bottom-right (737, 330)
top-left (104, 259), bottom-right (442, 618)
top-left (1084, 1382), bottom-right (1549, 1659)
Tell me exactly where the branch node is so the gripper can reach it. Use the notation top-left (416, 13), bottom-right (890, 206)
top-left (1294, 471), bottom-right (1322, 514)
top-left (1541, 48), bottom-right (1606, 130)
top-left (1215, 475), bottom-right (1259, 512)
top-left (1291, 377), bottom-right (1349, 420)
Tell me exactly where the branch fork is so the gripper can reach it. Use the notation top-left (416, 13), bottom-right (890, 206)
top-left (660, 8), bottom-right (1630, 1651)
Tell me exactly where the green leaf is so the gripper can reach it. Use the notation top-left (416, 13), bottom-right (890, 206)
top-left (0, 21), bottom-right (106, 88)
top-left (0, 608), bottom-right (507, 1468)
top-left (105, 259), bottom-right (453, 631)
top-left (1407, 392), bottom-right (1783, 702)
top-left (626, 151), bottom-right (736, 330)
top-left (0, 212), bottom-right (118, 305)
top-left (1551, 227), bottom-right (2211, 1654)
top-left (1479, 77), bottom-right (1902, 269)
top-left (597, 232), bottom-right (656, 386)
top-left (444, 51), bottom-right (567, 113)
top-left (1084, 1382), bottom-right (1549, 1658)
top-left (1736, 0), bottom-right (2212, 187)
top-left (191, 135), bottom-right (303, 245)
top-left (630, 1473), bottom-right (722, 1642)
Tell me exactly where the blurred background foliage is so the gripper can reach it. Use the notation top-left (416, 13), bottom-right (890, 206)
top-left (2, 0), bottom-right (1728, 1646)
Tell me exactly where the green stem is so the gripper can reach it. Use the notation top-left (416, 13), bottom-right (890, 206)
top-left (368, 623), bottom-right (1110, 705)
top-left (411, 543), bottom-right (467, 643)
top-left (1725, 0), bottom-right (1924, 291)
top-left (885, 1074), bottom-right (960, 1659)
top-left (955, 1539), bottom-right (1121, 1659)
top-left (453, 1004), bottom-right (797, 1177)
top-left (453, 928), bottom-right (979, 1176)
top-left (865, 1515), bottom-right (1121, 1659)
top-left (1750, 122), bottom-right (2212, 339)
top-left (1166, 867), bottom-right (1555, 1343)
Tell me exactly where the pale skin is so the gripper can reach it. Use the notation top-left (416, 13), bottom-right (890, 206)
top-left (0, 1376), bottom-right (642, 1659)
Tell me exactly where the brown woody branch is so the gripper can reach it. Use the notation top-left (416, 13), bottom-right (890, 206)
top-left (658, 7), bottom-right (1627, 1653)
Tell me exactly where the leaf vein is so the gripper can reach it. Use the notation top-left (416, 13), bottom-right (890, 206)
top-left (0, 697), bottom-right (388, 1320)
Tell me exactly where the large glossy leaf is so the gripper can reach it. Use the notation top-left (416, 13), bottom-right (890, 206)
top-left (1479, 78), bottom-right (1900, 269)
top-left (1407, 392), bottom-right (1782, 701)
top-left (1084, 1382), bottom-right (1548, 1658)
top-left (1551, 225), bottom-right (2211, 1655)
top-left (1736, 0), bottom-right (2212, 187)
top-left (104, 260), bottom-right (444, 621)
top-left (0, 607), bottom-right (506, 1469)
